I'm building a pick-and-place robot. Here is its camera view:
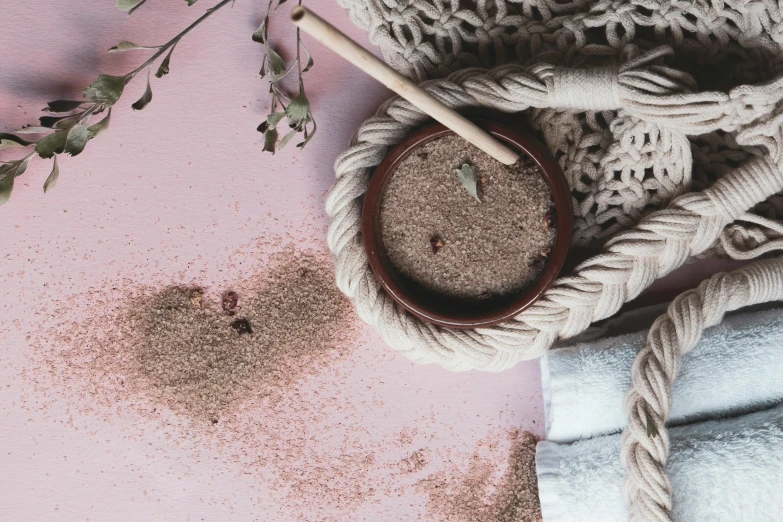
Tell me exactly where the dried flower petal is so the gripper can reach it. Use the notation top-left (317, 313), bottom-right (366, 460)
top-left (478, 175), bottom-right (488, 198)
top-left (221, 291), bottom-right (239, 315)
top-left (230, 318), bottom-right (253, 335)
top-left (430, 236), bottom-right (445, 254)
top-left (189, 289), bottom-right (203, 309)
top-left (544, 208), bottom-right (557, 231)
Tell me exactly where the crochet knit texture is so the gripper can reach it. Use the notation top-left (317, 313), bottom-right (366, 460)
top-left (328, 0), bottom-right (783, 368)
top-left (330, 3), bottom-right (783, 519)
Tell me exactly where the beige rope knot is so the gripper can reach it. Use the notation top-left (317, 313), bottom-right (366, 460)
top-left (547, 66), bottom-right (621, 111)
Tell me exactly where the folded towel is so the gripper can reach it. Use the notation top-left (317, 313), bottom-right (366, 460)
top-left (542, 305), bottom-right (783, 443)
top-left (536, 404), bottom-right (783, 522)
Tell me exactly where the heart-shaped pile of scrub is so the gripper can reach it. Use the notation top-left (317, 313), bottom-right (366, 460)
top-left (132, 252), bottom-right (355, 422)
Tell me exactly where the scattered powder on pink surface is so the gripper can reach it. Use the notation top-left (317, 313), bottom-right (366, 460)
top-left (417, 429), bottom-right (541, 522)
top-left (22, 245), bottom-right (542, 521)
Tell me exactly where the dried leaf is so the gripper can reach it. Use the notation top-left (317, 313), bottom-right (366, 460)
top-left (109, 41), bottom-right (157, 52)
top-left (35, 131), bottom-right (68, 159)
top-left (116, 0), bottom-right (148, 14)
top-left (301, 41), bottom-right (314, 73)
top-left (0, 155), bottom-right (35, 205)
top-left (16, 126), bottom-right (58, 134)
top-left (456, 163), bottom-right (480, 202)
top-left (285, 91), bottom-right (310, 128)
top-left (87, 109), bottom-right (112, 140)
top-left (65, 124), bottom-right (89, 156)
top-left (263, 127), bottom-right (278, 154)
top-left (230, 318), bottom-right (252, 335)
top-left (84, 75), bottom-right (127, 106)
top-left (0, 133), bottom-right (32, 150)
top-left (221, 291), bottom-right (239, 315)
top-left (43, 100), bottom-right (85, 113)
top-left (155, 46), bottom-right (176, 78)
top-left (267, 49), bottom-right (287, 79)
top-left (0, 172), bottom-right (14, 206)
top-left (189, 289), bottom-right (204, 309)
top-left (278, 128), bottom-right (297, 149)
top-left (131, 69), bottom-right (153, 111)
top-left (276, 0), bottom-right (288, 10)
top-left (43, 155), bottom-right (60, 194)
top-left (296, 117), bottom-right (317, 150)
top-left (40, 114), bottom-right (77, 129)
top-left (259, 55), bottom-right (267, 78)
top-left (252, 21), bottom-right (266, 43)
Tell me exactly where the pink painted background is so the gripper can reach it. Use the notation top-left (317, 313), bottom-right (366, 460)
top-left (0, 2), bottom-right (544, 521)
top-left (0, 2), bottom-right (746, 521)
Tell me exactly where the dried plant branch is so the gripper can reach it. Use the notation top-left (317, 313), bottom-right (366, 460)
top-left (116, 0), bottom-right (203, 15)
top-left (0, 0), bottom-right (234, 206)
top-left (255, 0), bottom-right (317, 154)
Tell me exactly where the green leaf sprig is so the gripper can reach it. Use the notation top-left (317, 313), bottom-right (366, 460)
top-left (0, 0), bottom-right (234, 206)
top-left (254, 0), bottom-right (317, 154)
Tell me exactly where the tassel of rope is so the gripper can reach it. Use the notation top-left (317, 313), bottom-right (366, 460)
top-left (621, 257), bottom-right (783, 521)
top-left (461, 46), bottom-right (783, 134)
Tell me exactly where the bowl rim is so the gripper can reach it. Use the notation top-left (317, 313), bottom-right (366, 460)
top-left (362, 118), bottom-right (574, 329)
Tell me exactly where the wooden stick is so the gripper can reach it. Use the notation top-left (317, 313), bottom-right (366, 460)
top-left (291, 6), bottom-right (520, 166)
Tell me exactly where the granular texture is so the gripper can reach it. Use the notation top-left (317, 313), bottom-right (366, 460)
top-left (33, 248), bottom-right (358, 424)
top-left (20, 243), bottom-right (544, 521)
top-left (419, 430), bottom-right (541, 522)
top-left (135, 256), bottom-right (352, 421)
top-left (380, 134), bottom-right (555, 299)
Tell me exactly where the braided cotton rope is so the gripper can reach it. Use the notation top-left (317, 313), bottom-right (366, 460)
top-left (333, 1), bottom-right (783, 520)
top-left (328, 54), bottom-right (783, 371)
top-left (621, 257), bottom-right (783, 521)
top-left (340, 0), bottom-right (783, 247)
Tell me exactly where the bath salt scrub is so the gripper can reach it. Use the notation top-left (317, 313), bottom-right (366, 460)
top-left (32, 248), bottom-right (358, 425)
top-left (380, 134), bottom-right (555, 299)
top-left (419, 430), bottom-right (542, 522)
top-left (135, 254), bottom-right (356, 422)
top-left (22, 243), bottom-right (544, 521)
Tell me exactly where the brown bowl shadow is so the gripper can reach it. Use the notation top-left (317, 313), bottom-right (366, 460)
top-left (362, 119), bottom-right (574, 329)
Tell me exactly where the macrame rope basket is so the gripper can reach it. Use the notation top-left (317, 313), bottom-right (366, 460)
top-left (327, 46), bottom-right (783, 371)
top-left (328, 1), bottom-right (783, 519)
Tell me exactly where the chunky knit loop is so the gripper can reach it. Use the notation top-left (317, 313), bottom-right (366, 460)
top-left (335, 1), bottom-right (783, 520)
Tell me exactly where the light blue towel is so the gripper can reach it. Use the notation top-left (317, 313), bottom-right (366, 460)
top-left (537, 404), bottom-right (783, 522)
top-left (541, 305), bottom-right (783, 443)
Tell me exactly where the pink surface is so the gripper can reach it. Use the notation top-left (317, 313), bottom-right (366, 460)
top-left (0, 2), bottom-right (544, 521)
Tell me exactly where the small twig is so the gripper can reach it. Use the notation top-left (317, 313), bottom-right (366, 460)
top-left (126, 0), bottom-right (234, 81)
top-left (0, 0), bottom-right (235, 207)
top-left (255, 0), bottom-right (316, 153)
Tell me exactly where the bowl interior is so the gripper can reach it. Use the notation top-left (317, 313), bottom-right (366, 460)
top-left (362, 119), bottom-right (573, 329)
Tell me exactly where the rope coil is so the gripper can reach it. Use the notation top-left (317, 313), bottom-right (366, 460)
top-left (622, 257), bottom-right (783, 521)
top-left (328, 53), bottom-right (783, 371)
top-left (335, 1), bottom-right (783, 520)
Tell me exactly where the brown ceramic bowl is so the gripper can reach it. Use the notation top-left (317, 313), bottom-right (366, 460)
top-left (362, 119), bottom-right (573, 329)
